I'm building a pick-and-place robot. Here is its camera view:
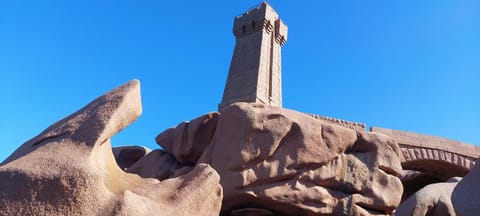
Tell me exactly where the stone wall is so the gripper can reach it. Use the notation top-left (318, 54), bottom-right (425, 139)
top-left (371, 126), bottom-right (480, 180)
top-left (371, 127), bottom-right (480, 167)
top-left (301, 114), bottom-right (479, 178)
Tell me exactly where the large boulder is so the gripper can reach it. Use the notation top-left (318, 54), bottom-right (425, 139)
top-left (452, 160), bottom-right (480, 215)
top-left (156, 112), bottom-right (220, 166)
top-left (156, 102), bottom-right (404, 215)
top-left (0, 80), bottom-right (223, 216)
top-left (395, 177), bottom-right (461, 216)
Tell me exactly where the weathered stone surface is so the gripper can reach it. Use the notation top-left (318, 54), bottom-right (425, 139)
top-left (126, 149), bottom-right (189, 180)
top-left (157, 102), bottom-right (403, 215)
top-left (0, 80), bottom-right (223, 216)
top-left (395, 177), bottom-right (461, 216)
top-left (156, 112), bottom-right (219, 166)
top-left (452, 160), bottom-right (480, 216)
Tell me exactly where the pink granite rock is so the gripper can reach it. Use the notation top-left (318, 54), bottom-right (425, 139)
top-left (156, 112), bottom-right (219, 166)
top-left (126, 149), bottom-right (192, 180)
top-left (395, 177), bottom-right (461, 216)
top-left (157, 102), bottom-right (404, 215)
top-left (452, 160), bottom-right (480, 215)
top-left (0, 80), bottom-right (223, 216)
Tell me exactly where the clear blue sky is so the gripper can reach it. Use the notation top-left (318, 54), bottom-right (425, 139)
top-left (1, 1), bottom-right (479, 161)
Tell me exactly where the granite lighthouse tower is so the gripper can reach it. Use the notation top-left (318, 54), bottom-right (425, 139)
top-left (219, 2), bottom-right (288, 109)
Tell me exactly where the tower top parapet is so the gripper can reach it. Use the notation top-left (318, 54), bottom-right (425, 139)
top-left (235, 2), bottom-right (276, 19)
top-left (232, 2), bottom-right (288, 45)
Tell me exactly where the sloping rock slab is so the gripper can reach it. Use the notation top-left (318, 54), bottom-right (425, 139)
top-left (0, 80), bottom-right (222, 216)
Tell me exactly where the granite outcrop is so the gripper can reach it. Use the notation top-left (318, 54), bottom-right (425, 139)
top-left (0, 80), bottom-right (223, 216)
top-left (0, 80), bottom-right (478, 216)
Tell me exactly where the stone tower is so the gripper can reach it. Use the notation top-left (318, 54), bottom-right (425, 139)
top-left (219, 2), bottom-right (288, 110)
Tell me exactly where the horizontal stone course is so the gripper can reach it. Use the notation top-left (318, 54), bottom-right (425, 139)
top-left (371, 126), bottom-right (479, 170)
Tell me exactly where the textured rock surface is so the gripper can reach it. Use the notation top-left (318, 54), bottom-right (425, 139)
top-left (5, 78), bottom-right (473, 215)
top-left (452, 160), bottom-right (480, 216)
top-left (126, 149), bottom-right (188, 180)
top-left (156, 112), bottom-right (220, 166)
top-left (0, 80), bottom-right (223, 216)
top-left (156, 102), bottom-right (404, 215)
top-left (395, 177), bottom-right (461, 216)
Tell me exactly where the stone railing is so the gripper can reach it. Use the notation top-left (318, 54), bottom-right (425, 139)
top-left (304, 113), bottom-right (366, 131)
top-left (371, 127), bottom-right (480, 171)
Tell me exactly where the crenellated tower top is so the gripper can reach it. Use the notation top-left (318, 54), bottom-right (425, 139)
top-left (233, 2), bottom-right (288, 45)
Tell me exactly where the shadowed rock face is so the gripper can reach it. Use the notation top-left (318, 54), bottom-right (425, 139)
top-left (113, 146), bottom-right (151, 170)
top-left (395, 177), bottom-right (461, 216)
top-left (156, 102), bottom-right (404, 215)
top-left (452, 161), bottom-right (480, 215)
top-left (0, 80), bottom-right (223, 216)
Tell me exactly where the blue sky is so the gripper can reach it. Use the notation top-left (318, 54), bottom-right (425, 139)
top-left (1, 1), bottom-right (479, 161)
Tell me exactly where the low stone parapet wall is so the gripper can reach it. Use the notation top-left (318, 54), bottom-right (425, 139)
top-left (371, 127), bottom-right (480, 171)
